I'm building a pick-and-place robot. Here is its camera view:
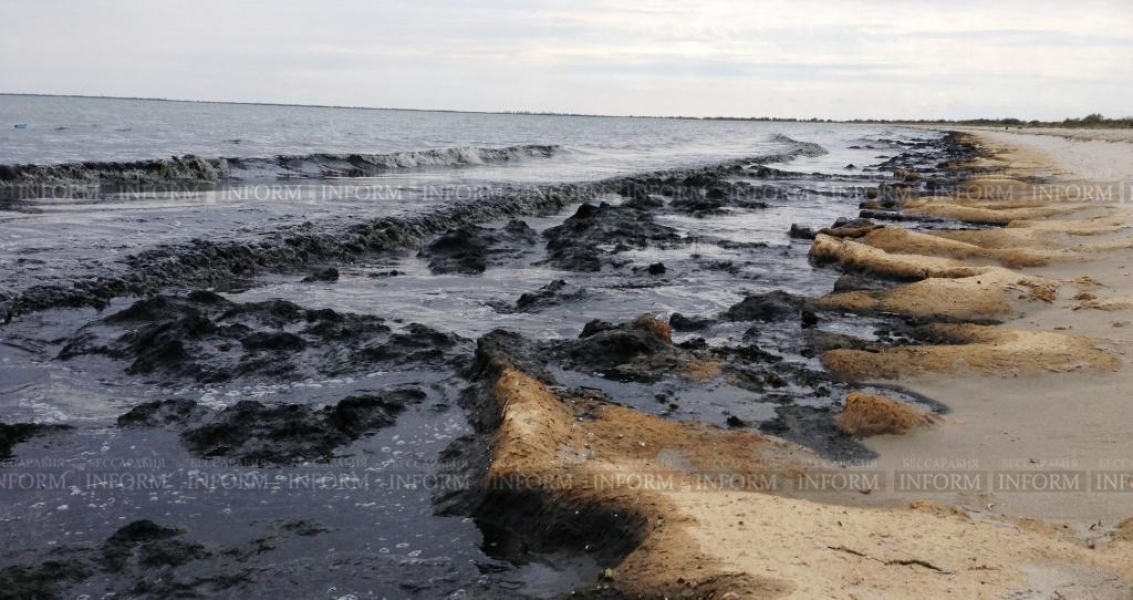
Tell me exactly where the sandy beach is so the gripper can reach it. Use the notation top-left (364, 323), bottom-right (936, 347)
top-left (683, 129), bottom-right (1133, 596)
top-left (463, 128), bottom-right (1133, 598)
top-left (859, 128), bottom-right (1133, 528)
top-left (4, 0), bottom-right (1132, 597)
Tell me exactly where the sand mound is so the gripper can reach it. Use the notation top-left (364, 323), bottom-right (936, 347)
top-left (835, 392), bottom-right (940, 437)
top-left (815, 269), bottom-right (1058, 321)
top-left (929, 227), bottom-right (1061, 250)
top-left (810, 234), bottom-right (986, 281)
top-left (858, 226), bottom-right (1054, 268)
top-left (472, 355), bottom-right (812, 597)
top-left (1008, 215), bottom-right (1130, 235)
top-left (1114, 519), bottom-right (1133, 543)
top-left (821, 324), bottom-right (1120, 381)
top-left (903, 200), bottom-right (1085, 225)
top-left (473, 361), bottom-right (1133, 597)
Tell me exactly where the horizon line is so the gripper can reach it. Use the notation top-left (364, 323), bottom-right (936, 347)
top-left (1, 91), bottom-right (1101, 125)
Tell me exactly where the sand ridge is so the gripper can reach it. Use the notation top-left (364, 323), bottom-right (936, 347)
top-left (474, 344), bottom-right (1133, 599)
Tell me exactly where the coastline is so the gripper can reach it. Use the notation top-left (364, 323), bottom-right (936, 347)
top-left (3, 123), bottom-right (1132, 597)
top-left (859, 129), bottom-right (1133, 530)
top-left (461, 128), bottom-right (1133, 598)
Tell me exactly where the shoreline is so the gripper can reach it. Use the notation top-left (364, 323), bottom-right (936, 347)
top-left (457, 128), bottom-right (1133, 597)
top-left (3, 125), bottom-right (1132, 597)
top-left (842, 130), bottom-right (1133, 532)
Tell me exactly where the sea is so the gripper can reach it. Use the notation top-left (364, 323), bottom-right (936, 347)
top-left (0, 94), bottom-right (944, 599)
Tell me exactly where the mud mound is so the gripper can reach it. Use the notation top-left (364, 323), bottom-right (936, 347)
top-left (542, 203), bottom-right (685, 271)
top-left (814, 269), bottom-right (1057, 322)
top-left (115, 398), bottom-right (211, 428)
top-left (822, 324), bottom-right (1121, 381)
top-left (300, 266), bottom-right (339, 283)
top-left (1, 144), bottom-right (836, 321)
top-left (835, 392), bottom-right (940, 437)
top-left (0, 421), bottom-right (73, 458)
top-left (119, 389), bottom-right (424, 464)
top-left (0, 519), bottom-right (285, 599)
top-left (512, 279), bottom-right (589, 312)
top-left (555, 315), bottom-right (714, 382)
top-left (417, 219), bottom-right (537, 274)
top-left (668, 312), bottom-right (713, 331)
top-left (720, 290), bottom-right (808, 322)
top-left (58, 292), bottom-right (471, 383)
top-left (669, 180), bottom-right (780, 216)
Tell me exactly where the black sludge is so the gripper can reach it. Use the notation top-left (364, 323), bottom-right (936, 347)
top-left (118, 388), bottom-right (425, 465)
top-left (542, 202), bottom-right (685, 272)
top-left (57, 291), bottom-right (471, 383)
top-left (418, 219), bottom-right (537, 275)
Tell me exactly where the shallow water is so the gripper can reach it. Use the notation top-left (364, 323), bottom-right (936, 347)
top-left (0, 96), bottom-right (949, 598)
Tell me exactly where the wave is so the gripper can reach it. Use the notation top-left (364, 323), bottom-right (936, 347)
top-left (0, 142), bottom-right (842, 321)
top-left (0, 144), bottom-right (560, 188)
top-left (768, 134), bottom-right (829, 158)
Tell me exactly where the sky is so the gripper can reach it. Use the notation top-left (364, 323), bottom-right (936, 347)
top-left (2, 0), bottom-right (1131, 120)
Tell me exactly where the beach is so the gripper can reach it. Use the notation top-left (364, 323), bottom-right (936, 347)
top-left (462, 128), bottom-right (1133, 598)
top-left (2, 100), bottom-right (1132, 598)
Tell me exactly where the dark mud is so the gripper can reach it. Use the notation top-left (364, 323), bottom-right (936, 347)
top-left (301, 266), bottom-right (340, 283)
top-left (512, 280), bottom-right (590, 313)
top-left (542, 203), bottom-right (685, 271)
top-left (0, 421), bottom-right (72, 459)
top-left (0, 518), bottom-right (346, 600)
top-left (57, 291), bottom-right (471, 383)
top-left (720, 290), bottom-right (809, 323)
top-left (118, 388), bottom-right (424, 465)
top-left (0, 130), bottom-right (986, 598)
top-left (419, 219), bottom-right (538, 274)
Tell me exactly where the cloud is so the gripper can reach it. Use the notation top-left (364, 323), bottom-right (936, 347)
top-left (1, 0), bottom-right (1130, 119)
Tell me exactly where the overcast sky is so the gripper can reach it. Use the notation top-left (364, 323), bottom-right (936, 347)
top-left (2, 0), bottom-right (1130, 120)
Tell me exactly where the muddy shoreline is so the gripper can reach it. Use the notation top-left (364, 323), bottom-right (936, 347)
top-left (0, 130), bottom-right (998, 598)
